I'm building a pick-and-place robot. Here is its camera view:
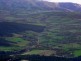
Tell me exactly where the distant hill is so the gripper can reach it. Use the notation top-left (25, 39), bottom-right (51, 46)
top-left (0, 0), bottom-right (81, 12)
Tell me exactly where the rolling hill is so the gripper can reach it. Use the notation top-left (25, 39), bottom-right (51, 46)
top-left (0, 11), bottom-right (81, 58)
top-left (0, 0), bottom-right (81, 59)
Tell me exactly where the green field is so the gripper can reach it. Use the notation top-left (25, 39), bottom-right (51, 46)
top-left (23, 50), bottom-right (56, 56)
top-left (6, 37), bottom-right (29, 47)
top-left (74, 50), bottom-right (81, 57)
top-left (0, 37), bottom-right (29, 51)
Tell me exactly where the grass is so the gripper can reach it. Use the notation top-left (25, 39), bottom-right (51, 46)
top-left (0, 46), bottom-right (22, 51)
top-left (23, 50), bottom-right (44, 55)
top-left (6, 37), bottom-right (29, 47)
top-left (74, 50), bottom-right (81, 57)
top-left (1, 37), bottom-right (30, 51)
top-left (23, 50), bottom-right (56, 56)
top-left (6, 37), bottom-right (25, 42)
top-left (60, 43), bottom-right (81, 49)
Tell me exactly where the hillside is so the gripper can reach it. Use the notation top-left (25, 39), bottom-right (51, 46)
top-left (1, 0), bottom-right (81, 59)
top-left (0, 11), bottom-right (81, 58)
top-left (0, 0), bottom-right (81, 12)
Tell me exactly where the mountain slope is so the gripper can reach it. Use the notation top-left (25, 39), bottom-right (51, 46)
top-left (0, 11), bottom-right (81, 57)
top-left (0, 0), bottom-right (81, 12)
top-left (1, 0), bottom-right (81, 58)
